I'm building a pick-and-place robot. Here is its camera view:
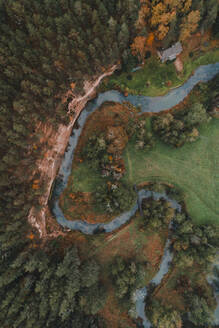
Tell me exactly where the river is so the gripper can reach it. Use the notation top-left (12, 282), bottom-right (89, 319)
top-left (51, 62), bottom-right (219, 327)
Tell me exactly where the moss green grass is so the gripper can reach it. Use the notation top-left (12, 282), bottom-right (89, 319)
top-left (102, 49), bottom-right (219, 96)
top-left (123, 118), bottom-right (219, 225)
top-left (70, 164), bottom-right (103, 193)
top-left (68, 118), bottom-right (219, 225)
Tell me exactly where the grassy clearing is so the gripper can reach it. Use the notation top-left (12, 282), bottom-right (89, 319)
top-left (123, 118), bottom-right (219, 225)
top-left (70, 164), bottom-right (103, 193)
top-left (101, 49), bottom-right (219, 96)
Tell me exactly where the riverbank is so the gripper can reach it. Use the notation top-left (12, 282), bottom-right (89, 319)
top-left (100, 48), bottom-right (219, 97)
top-left (28, 65), bottom-right (117, 238)
top-left (59, 101), bottom-right (139, 224)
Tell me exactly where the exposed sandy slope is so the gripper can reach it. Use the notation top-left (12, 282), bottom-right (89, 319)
top-left (28, 65), bottom-right (117, 238)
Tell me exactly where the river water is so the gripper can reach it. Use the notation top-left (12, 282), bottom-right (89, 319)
top-left (51, 62), bottom-right (219, 327)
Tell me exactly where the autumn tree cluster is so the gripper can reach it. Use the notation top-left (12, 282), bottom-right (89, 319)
top-left (131, 0), bottom-right (218, 55)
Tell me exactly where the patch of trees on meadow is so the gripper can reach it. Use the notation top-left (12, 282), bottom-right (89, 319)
top-left (152, 103), bottom-right (209, 147)
top-left (129, 118), bottom-right (155, 151)
top-left (137, 184), bottom-right (218, 327)
top-left (111, 256), bottom-right (145, 306)
top-left (149, 301), bottom-right (182, 328)
top-left (95, 181), bottom-right (136, 214)
top-left (172, 212), bottom-right (217, 270)
top-left (152, 73), bottom-right (219, 147)
top-left (171, 212), bottom-right (217, 326)
top-left (144, 204), bottom-right (218, 327)
top-left (141, 197), bottom-right (175, 229)
top-left (81, 114), bottom-right (156, 215)
top-left (149, 296), bottom-right (214, 327)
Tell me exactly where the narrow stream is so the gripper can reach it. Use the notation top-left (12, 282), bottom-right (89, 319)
top-left (207, 257), bottom-right (219, 325)
top-left (51, 62), bottom-right (219, 326)
top-left (134, 238), bottom-right (173, 328)
top-left (134, 193), bottom-right (180, 328)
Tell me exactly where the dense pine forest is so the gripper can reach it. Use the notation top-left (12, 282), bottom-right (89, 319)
top-left (0, 0), bottom-right (218, 327)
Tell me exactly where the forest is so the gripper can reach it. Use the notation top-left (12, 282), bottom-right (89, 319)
top-left (0, 0), bottom-right (219, 327)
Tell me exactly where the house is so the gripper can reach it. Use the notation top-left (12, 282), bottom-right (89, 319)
top-left (157, 42), bottom-right (183, 63)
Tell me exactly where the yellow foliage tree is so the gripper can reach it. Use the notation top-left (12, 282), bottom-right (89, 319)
top-left (70, 82), bottom-right (75, 90)
top-left (157, 24), bottom-right (170, 40)
top-left (131, 36), bottom-right (147, 61)
top-left (143, 0), bottom-right (196, 41)
top-left (150, 2), bottom-right (177, 40)
top-left (137, 1), bottom-right (150, 29)
top-left (146, 32), bottom-right (154, 47)
top-left (180, 10), bottom-right (201, 41)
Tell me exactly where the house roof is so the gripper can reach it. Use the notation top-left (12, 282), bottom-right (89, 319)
top-left (158, 42), bottom-right (183, 63)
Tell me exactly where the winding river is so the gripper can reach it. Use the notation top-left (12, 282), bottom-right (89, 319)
top-left (52, 62), bottom-right (219, 327)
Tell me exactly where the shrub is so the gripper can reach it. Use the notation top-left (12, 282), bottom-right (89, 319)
top-left (94, 181), bottom-right (136, 214)
top-left (145, 51), bottom-right (151, 59)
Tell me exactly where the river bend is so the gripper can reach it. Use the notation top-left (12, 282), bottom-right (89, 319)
top-left (51, 62), bottom-right (219, 327)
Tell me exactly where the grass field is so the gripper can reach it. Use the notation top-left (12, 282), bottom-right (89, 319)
top-left (123, 118), bottom-right (219, 225)
top-left (102, 49), bottom-right (219, 96)
top-left (71, 164), bottom-right (103, 192)
top-left (68, 118), bottom-right (219, 225)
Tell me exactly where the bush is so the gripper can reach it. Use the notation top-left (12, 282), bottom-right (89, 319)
top-left (141, 197), bottom-right (175, 229)
top-left (111, 256), bottom-right (144, 302)
top-left (94, 181), bottom-right (136, 214)
top-left (152, 102), bottom-right (208, 147)
top-left (134, 119), bottom-right (155, 150)
top-left (122, 50), bottom-right (140, 72)
top-left (148, 300), bottom-right (182, 328)
top-left (145, 51), bottom-right (151, 59)
top-left (82, 134), bottom-right (108, 169)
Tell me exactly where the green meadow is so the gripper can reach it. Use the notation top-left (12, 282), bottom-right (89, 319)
top-left (102, 49), bottom-right (219, 96)
top-left (123, 118), bottom-right (219, 225)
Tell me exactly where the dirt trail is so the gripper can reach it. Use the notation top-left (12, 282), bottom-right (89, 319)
top-left (28, 65), bottom-right (117, 238)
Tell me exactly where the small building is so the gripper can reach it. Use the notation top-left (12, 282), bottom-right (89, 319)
top-left (157, 42), bottom-right (183, 63)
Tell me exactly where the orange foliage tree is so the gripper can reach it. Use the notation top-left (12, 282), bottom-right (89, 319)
top-left (138, 0), bottom-right (195, 41)
top-left (180, 10), bottom-right (201, 41)
top-left (131, 36), bottom-right (147, 61)
top-left (137, 0), bottom-right (150, 29)
top-left (150, 2), bottom-right (176, 40)
top-left (146, 32), bottom-right (154, 47)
